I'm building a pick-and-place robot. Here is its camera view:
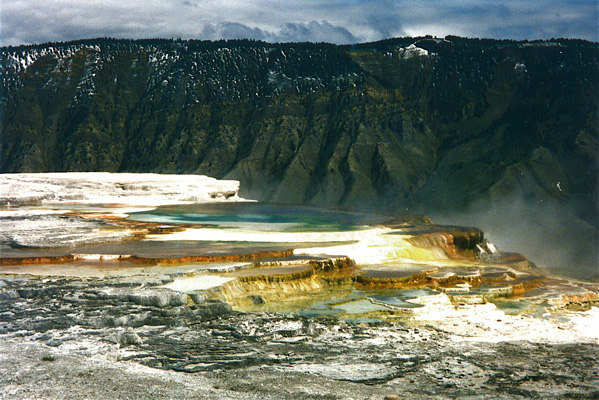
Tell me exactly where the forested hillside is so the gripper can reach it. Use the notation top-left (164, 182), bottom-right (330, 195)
top-left (1, 37), bottom-right (597, 245)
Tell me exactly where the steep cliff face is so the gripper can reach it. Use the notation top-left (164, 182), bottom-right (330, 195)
top-left (1, 37), bottom-right (597, 222)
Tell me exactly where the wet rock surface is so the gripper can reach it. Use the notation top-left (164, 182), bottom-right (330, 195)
top-left (0, 198), bottom-right (597, 399)
top-left (1, 275), bottom-right (598, 399)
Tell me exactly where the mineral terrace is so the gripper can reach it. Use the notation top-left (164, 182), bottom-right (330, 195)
top-left (0, 173), bottom-right (597, 399)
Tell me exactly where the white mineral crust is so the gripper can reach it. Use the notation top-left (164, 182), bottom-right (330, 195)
top-left (0, 172), bottom-right (244, 206)
top-left (0, 173), bottom-right (245, 248)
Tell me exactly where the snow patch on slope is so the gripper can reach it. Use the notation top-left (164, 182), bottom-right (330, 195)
top-left (397, 44), bottom-right (432, 59)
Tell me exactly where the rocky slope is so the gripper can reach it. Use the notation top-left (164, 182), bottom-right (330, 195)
top-left (1, 37), bottom-right (598, 273)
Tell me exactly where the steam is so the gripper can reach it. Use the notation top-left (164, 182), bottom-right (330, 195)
top-left (430, 196), bottom-right (599, 281)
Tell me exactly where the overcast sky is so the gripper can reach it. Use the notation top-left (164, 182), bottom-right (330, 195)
top-left (2, 0), bottom-right (597, 47)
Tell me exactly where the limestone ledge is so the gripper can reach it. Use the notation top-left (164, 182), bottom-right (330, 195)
top-left (1, 217), bottom-right (596, 318)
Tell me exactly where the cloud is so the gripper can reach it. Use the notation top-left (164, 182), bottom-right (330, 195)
top-left (1, 0), bottom-right (597, 47)
top-left (200, 22), bottom-right (274, 42)
top-left (199, 20), bottom-right (358, 44)
top-left (1, 0), bottom-right (173, 46)
top-left (277, 21), bottom-right (359, 43)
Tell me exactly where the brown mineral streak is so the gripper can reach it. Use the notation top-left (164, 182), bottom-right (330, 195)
top-left (234, 258), bottom-right (357, 283)
top-left (124, 249), bottom-right (295, 265)
top-left (0, 255), bottom-right (76, 266)
top-left (0, 249), bottom-right (296, 267)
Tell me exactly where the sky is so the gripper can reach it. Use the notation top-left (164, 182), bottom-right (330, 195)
top-left (1, 0), bottom-right (597, 47)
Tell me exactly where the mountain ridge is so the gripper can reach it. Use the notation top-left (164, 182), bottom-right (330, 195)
top-left (1, 37), bottom-right (597, 273)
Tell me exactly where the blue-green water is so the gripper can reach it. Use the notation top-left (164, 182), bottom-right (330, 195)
top-left (129, 202), bottom-right (389, 232)
top-left (295, 289), bottom-right (434, 318)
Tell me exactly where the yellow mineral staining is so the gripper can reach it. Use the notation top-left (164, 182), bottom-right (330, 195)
top-left (211, 259), bottom-right (356, 310)
top-left (384, 244), bottom-right (444, 262)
